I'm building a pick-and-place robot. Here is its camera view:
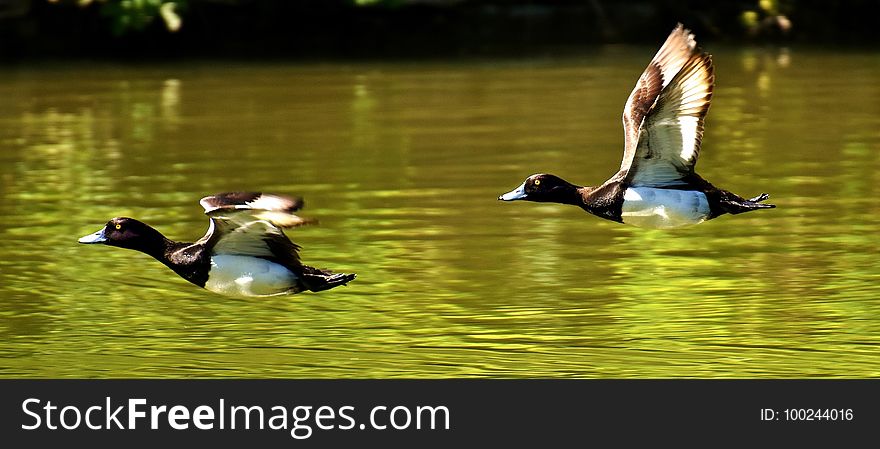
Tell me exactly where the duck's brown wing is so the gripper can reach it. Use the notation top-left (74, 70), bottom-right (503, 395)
top-left (199, 192), bottom-right (311, 226)
top-left (619, 24), bottom-right (713, 187)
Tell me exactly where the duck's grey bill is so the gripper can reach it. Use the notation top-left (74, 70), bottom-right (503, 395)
top-left (78, 228), bottom-right (107, 244)
top-left (499, 183), bottom-right (527, 201)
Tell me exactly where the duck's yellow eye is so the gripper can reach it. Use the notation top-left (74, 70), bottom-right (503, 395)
top-left (115, 224), bottom-right (122, 230)
top-left (534, 179), bottom-right (541, 186)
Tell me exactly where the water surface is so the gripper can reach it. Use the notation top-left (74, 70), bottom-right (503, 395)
top-left (1, 48), bottom-right (879, 377)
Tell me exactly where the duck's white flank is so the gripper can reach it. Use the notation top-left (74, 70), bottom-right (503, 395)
top-left (621, 187), bottom-right (710, 229)
top-left (205, 255), bottom-right (298, 297)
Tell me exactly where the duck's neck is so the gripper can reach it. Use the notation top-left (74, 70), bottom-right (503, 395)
top-left (551, 184), bottom-right (591, 208)
top-left (142, 237), bottom-right (183, 269)
top-left (128, 230), bottom-right (197, 274)
top-left (154, 239), bottom-right (209, 287)
top-left (119, 226), bottom-right (174, 262)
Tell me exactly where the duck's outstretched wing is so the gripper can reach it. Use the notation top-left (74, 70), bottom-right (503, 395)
top-left (197, 192), bottom-right (316, 269)
top-left (199, 192), bottom-right (312, 227)
top-left (619, 24), bottom-right (714, 187)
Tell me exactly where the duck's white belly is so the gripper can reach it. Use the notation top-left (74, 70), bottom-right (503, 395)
top-left (205, 255), bottom-right (298, 297)
top-left (621, 187), bottom-right (710, 229)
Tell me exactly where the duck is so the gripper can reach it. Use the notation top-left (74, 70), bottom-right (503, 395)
top-left (78, 192), bottom-right (356, 297)
top-left (499, 24), bottom-right (775, 229)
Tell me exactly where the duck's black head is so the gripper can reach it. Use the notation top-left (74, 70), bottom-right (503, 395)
top-left (78, 217), bottom-right (167, 254)
top-left (498, 174), bottom-right (582, 204)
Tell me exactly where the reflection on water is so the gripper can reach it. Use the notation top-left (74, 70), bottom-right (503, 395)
top-left (1, 50), bottom-right (879, 378)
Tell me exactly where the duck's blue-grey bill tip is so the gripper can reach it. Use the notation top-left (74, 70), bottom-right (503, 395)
top-left (499, 183), bottom-right (527, 201)
top-left (78, 229), bottom-right (107, 244)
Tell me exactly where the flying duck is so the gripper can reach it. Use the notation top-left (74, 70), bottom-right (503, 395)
top-left (499, 24), bottom-right (775, 229)
top-left (78, 192), bottom-right (356, 297)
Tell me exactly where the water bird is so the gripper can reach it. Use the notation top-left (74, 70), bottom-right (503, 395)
top-left (78, 192), bottom-right (356, 297)
top-left (499, 24), bottom-right (775, 229)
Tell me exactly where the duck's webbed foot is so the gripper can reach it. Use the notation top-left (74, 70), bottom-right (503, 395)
top-left (748, 193), bottom-right (770, 203)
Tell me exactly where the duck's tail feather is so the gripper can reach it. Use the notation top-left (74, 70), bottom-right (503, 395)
top-left (725, 192), bottom-right (776, 215)
top-left (301, 266), bottom-right (357, 292)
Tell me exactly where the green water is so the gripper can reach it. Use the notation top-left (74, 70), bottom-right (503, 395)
top-left (1, 48), bottom-right (879, 378)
